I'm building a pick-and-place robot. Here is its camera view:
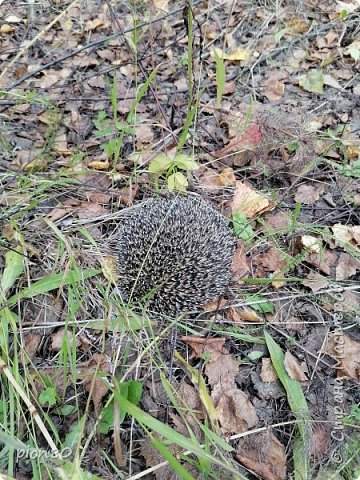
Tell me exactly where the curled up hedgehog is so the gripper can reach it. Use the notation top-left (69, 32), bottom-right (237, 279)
top-left (117, 195), bottom-right (235, 317)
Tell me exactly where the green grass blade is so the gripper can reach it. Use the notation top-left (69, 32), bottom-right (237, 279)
top-left (264, 331), bottom-right (310, 480)
top-left (1, 246), bottom-right (24, 297)
top-left (7, 268), bottom-right (100, 307)
top-left (113, 391), bottom-right (245, 479)
top-left (213, 48), bottom-right (225, 107)
top-left (151, 436), bottom-right (196, 480)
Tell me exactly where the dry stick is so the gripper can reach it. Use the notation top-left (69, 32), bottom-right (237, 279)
top-left (0, 357), bottom-right (58, 453)
top-left (0, 0), bottom-right (79, 86)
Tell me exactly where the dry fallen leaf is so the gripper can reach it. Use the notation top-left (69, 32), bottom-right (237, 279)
top-left (336, 252), bottom-right (360, 280)
top-left (51, 329), bottom-right (80, 352)
top-left (231, 242), bottom-right (251, 280)
top-left (181, 336), bottom-right (227, 362)
top-left (263, 80), bottom-right (285, 101)
top-left (236, 431), bottom-right (287, 480)
top-left (214, 123), bottom-right (262, 159)
top-left (213, 47), bottom-right (251, 62)
top-left (260, 358), bottom-right (278, 383)
top-left (294, 184), bottom-right (320, 204)
top-left (258, 247), bottom-right (287, 272)
top-left (325, 333), bottom-right (360, 381)
top-left (231, 181), bottom-right (274, 218)
top-left (301, 235), bottom-right (322, 254)
top-left (227, 307), bottom-right (263, 324)
top-left (205, 354), bottom-right (259, 434)
top-left (219, 167), bottom-right (236, 186)
top-left (100, 255), bottom-right (119, 284)
top-left (284, 351), bottom-right (309, 382)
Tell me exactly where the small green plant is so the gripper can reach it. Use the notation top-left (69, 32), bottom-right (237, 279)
top-left (149, 153), bottom-right (198, 192)
top-left (232, 212), bottom-right (254, 245)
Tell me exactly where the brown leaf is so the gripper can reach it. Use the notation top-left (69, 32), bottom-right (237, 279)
top-left (231, 242), bottom-right (250, 280)
top-left (77, 353), bottom-right (111, 414)
top-left (263, 80), bottom-right (285, 101)
top-left (227, 307), bottom-right (263, 324)
top-left (231, 181), bottom-right (274, 218)
top-left (284, 351), bottom-right (309, 382)
top-left (303, 272), bottom-right (330, 292)
top-left (205, 355), bottom-right (258, 433)
top-left (214, 124), bottom-right (262, 159)
top-left (219, 167), bottom-right (236, 186)
top-left (305, 250), bottom-right (338, 275)
top-left (118, 185), bottom-right (138, 206)
top-left (236, 431), bottom-right (287, 480)
top-left (263, 210), bottom-right (291, 230)
top-left (51, 329), bottom-right (80, 352)
top-left (100, 255), bottom-right (119, 284)
top-left (260, 358), bottom-right (278, 382)
top-left (336, 252), bottom-right (360, 280)
top-left (294, 184), bottom-right (320, 204)
top-left (88, 158), bottom-right (110, 170)
top-left (325, 333), bottom-right (360, 381)
top-left (21, 334), bottom-right (42, 364)
top-left (181, 336), bottom-right (227, 362)
top-left (258, 247), bottom-right (287, 272)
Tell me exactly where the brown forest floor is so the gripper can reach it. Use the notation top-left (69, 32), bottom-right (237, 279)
top-left (0, 1), bottom-right (360, 479)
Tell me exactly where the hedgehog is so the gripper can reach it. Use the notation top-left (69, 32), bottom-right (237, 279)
top-left (117, 194), bottom-right (235, 317)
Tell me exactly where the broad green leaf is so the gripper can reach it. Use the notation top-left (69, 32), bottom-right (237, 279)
top-left (246, 294), bottom-right (274, 314)
top-left (1, 246), bottom-right (24, 296)
top-left (168, 172), bottom-right (188, 192)
top-left (149, 154), bottom-right (173, 174)
top-left (39, 387), bottom-right (58, 407)
top-left (264, 331), bottom-right (310, 480)
top-left (213, 48), bottom-right (225, 106)
top-left (173, 154), bottom-right (198, 171)
top-left (246, 350), bottom-right (264, 361)
top-left (232, 212), bottom-right (254, 244)
top-left (7, 269), bottom-right (100, 307)
top-left (299, 70), bottom-right (324, 94)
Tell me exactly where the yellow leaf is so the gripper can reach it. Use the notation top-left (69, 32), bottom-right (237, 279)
top-left (213, 47), bottom-right (251, 62)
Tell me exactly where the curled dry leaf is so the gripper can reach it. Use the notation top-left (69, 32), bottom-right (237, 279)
top-left (236, 431), bottom-right (287, 480)
top-left (118, 185), bottom-right (139, 206)
top-left (284, 351), bottom-right (309, 382)
top-left (301, 235), bottom-right (322, 254)
top-left (325, 333), bottom-right (360, 381)
top-left (263, 80), bottom-right (285, 101)
top-left (258, 246), bottom-right (287, 272)
top-left (88, 158), bottom-right (110, 170)
top-left (227, 307), bottom-right (263, 324)
top-left (231, 181), bottom-right (274, 218)
top-left (219, 167), bottom-right (236, 186)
